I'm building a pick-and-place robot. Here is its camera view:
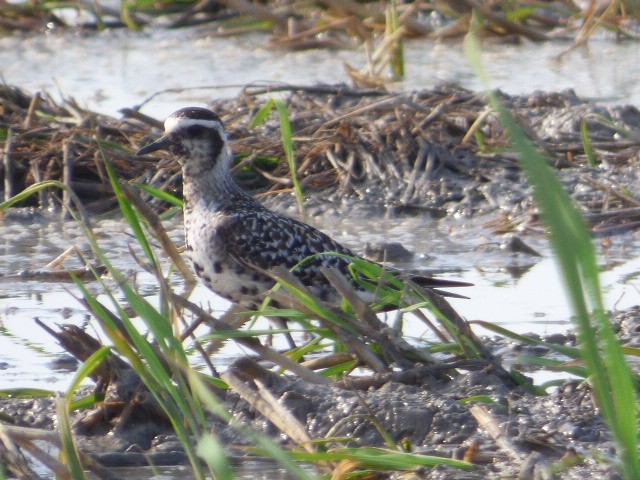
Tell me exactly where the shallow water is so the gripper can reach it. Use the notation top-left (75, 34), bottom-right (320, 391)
top-left (1, 210), bottom-right (639, 391)
top-left (1, 29), bottom-right (640, 119)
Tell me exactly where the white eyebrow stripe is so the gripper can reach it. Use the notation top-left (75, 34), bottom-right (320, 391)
top-left (164, 117), bottom-right (222, 133)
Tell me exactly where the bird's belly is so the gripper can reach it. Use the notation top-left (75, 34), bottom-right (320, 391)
top-left (188, 236), bottom-right (272, 307)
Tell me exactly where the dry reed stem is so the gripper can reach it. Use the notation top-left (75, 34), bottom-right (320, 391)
top-left (301, 351), bottom-right (356, 370)
top-left (469, 404), bottom-right (532, 468)
top-left (0, 424), bottom-right (121, 480)
top-left (171, 293), bottom-right (331, 384)
top-left (221, 371), bottom-right (317, 452)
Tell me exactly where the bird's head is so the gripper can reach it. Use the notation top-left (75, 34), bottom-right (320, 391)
top-left (137, 107), bottom-right (230, 175)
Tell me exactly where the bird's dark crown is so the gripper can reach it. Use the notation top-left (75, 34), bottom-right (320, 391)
top-left (171, 107), bottom-right (222, 123)
top-left (137, 107), bottom-right (229, 170)
top-left (164, 107), bottom-right (226, 140)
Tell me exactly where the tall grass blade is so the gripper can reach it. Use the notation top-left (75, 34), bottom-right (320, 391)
top-left (196, 434), bottom-right (235, 480)
top-left (0, 180), bottom-right (65, 210)
top-left (274, 99), bottom-right (305, 219)
top-left (133, 182), bottom-right (184, 207)
top-left (120, 0), bottom-right (140, 30)
top-left (59, 164), bottom-right (211, 478)
top-left (56, 397), bottom-right (87, 480)
top-left (249, 98), bottom-right (305, 218)
top-left (386, 0), bottom-right (404, 78)
top-left (465, 28), bottom-right (640, 479)
top-left (0, 389), bottom-right (54, 398)
top-left (64, 346), bottom-right (111, 403)
top-left (290, 447), bottom-right (474, 471)
top-left (581, 119), bottom-right (597, 166)
top-left (471, 320), bottom-right (582, 359)
top-left (249, 99), bottom-right (276, 128)
top-left (101, 148), bottom-right (157, 269)
top-left (72, 262), bottom-right (209, 480)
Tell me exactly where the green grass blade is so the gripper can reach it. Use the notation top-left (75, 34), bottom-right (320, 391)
top-left (196, 434), bottom-right (235, 480)
top-left (275, 98), bottom-right (305, 219)
top-left (133, 182), bottom-right (184, 207)
top-left (465, 28), bottom-right (640, 478)
top-left (290, 447), bottom-right (475, 471)
top-left (65, 346), bottom-right (111, 403)
top-left (69, 393), bottom-right (104, 412)
top-left (249, 98), bottom-right (276, 128)
top-left (0, 180), bottom-right (65, 210)
top-left (0, 388), bottom-right (55, 398)
top-left (386, 0), bottom-right (404, 78)
top-left (580, 119), bottom-right (597, 166)
top-left (249, 98), bottom-right (305, 217)
top-left (56, 397), bottom-right (87, 479)
top-left (318, 359), bottom-right (358, 377)
top-left (470, 320), bottom-right (582, 359)
top-left (120, 0), bottom-right (140, 30)
top-left (100, 144), bottom-right (157, 269)
top-left (514, 355), bottom-right (588, 378)
top-left (71, 269), bottom-right (208, 479)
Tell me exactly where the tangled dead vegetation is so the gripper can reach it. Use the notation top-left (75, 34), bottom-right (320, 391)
top-left (2, 82), bottom-right (640, 233)
top-left (2, 0), bottom-right (640, 49)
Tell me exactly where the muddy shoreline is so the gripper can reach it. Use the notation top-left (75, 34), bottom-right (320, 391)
top-left (2, 83), bottom-right (640, 478)
top-left (3, 83), bottom-right (640, 233)
top-left (3, 307), bottom-right (640, 478)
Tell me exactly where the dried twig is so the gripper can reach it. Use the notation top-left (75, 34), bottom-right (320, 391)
top-left (171, 293), bottom-right (331, 384)
top-left (222, 369), bottom-right (316, 452)
top-left (0, 424), bottom-right (123, 480)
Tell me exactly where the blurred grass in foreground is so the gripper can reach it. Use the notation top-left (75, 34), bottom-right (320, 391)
top-left (465, 24), bottom-right (640, 479)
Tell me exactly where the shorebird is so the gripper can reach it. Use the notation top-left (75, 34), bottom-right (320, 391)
top-left (137, 107), bottom-right (469, 332)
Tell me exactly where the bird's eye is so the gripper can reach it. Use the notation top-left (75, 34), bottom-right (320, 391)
top-left (186, 125), bottom-right (206, 136)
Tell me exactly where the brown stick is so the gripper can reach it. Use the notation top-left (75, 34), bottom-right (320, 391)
top-left (171, 293), bottom-right (331, 384)
top-left (469, 405), bottom-right (530, 464)
top-left (120, 181), bottom-right (196, 286)
top-left (23, 92), bottom-right (40, 130)
top-left (222, 370), bottom-right (316, 452)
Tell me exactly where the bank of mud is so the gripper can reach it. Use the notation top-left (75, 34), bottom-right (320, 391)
top-left (3, 306), bottom-right (640, 478)
top-left (2, 82), bottom-right (640, 237)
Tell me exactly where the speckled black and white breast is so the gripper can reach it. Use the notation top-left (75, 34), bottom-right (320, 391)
top-left (184, 197), bottom-right (274, 308)
top-left (183, 191), bottom-right (359, 308)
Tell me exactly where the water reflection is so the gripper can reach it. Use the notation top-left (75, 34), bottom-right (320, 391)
top-left (1, 31), bottom-right (640, 119)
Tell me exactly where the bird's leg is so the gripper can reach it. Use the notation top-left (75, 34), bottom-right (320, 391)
top-left (267, 316), bottom-right (298, 350)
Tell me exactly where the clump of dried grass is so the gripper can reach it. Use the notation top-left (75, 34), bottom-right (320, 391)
top-left (3, 82), bottom-right (640, 234)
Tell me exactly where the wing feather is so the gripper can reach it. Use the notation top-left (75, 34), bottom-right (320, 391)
top-left (220, 210), bottom-right (356, 287)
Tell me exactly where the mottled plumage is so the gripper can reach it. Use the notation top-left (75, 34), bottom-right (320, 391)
top-left (137, 107), bottom-right (468, 312)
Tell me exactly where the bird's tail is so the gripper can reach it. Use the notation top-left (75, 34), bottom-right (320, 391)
top-left (405, 274), bottom-right (473, 299)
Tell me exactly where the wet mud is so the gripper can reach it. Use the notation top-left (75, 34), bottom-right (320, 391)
top-left (2, 82), bottom-right (640, 478)
top-left (2, 83), bottom-right (640, 236)
top-left (3, 306), bottom-right (640, 478)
